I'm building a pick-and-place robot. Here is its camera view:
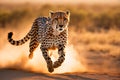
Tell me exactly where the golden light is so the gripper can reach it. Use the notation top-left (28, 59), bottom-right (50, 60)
top-left (0, 42), bottom-right (86, 73)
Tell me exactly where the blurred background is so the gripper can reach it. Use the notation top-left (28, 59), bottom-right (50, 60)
top-left (0, 0), bottom-right (120, 74)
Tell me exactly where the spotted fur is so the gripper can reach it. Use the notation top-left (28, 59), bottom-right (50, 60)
top-left (8, 11), bottom-right (70, 73)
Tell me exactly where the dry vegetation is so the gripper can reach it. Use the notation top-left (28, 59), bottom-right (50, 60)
top-left (0, 3), bottom-right (120, 74)
top-left (0, 3), bottom-right (120, 30)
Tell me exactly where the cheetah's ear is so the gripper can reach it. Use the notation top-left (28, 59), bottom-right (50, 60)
top-left (66, 10), bottom-right (70, 16)
top-left (49, 11), bottom-right (54, 17)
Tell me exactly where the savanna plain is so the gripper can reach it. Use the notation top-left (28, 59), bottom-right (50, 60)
top-left (0, 3), bottom-right (120, 80)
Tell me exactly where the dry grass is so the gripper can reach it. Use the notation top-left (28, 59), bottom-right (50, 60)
top-left (0, 3), bottom-right (120, 30)
top-left (69, 29), bottom-right (120, 56)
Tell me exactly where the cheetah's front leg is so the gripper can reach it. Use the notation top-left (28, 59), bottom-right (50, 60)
top-left (40, 47), bottom-right (54, 73)
top-left (53, 45), bottom-right (65, 68)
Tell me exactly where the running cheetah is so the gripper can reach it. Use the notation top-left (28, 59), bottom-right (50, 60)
top-left (8, 11), bottom-right (70, 72)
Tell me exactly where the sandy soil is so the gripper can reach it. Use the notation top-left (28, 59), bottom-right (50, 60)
top-left (0, 69), bottom-right (119, 80)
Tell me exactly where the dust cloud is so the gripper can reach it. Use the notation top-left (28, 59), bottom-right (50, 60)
top-left (0, 27), bottom-right (86, 74)
top-left (0, 43), bottom-right (86, 73)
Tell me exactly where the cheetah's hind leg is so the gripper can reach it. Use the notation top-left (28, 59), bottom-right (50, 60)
top-left (29, 39), bottom-right (39, 59)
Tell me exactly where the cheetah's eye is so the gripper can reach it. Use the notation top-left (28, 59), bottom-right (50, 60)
top-left (64, 18), bottom-right (67, 21)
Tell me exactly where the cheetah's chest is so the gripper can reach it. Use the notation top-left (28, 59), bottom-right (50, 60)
top-left (41, 33), bottom-right (67, 49)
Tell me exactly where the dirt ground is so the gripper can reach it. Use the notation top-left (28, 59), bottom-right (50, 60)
top-left (0, 69), bottom-right (119, 80)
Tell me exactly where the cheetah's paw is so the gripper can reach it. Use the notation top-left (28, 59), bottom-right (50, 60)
top-left (29, 53), bottom-right (33, 59)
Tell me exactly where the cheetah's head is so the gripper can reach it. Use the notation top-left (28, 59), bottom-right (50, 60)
top-left (50, 11), bottom-right (70, 35)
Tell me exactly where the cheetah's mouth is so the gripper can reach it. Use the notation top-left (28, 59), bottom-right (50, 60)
top-left (58, 28), bottom-right (64, 32)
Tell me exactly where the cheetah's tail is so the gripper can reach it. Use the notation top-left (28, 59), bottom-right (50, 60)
top-left (8, 32), bottom-right (31, 46)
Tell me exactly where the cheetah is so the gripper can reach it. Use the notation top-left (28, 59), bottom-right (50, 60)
top-left (8, 11), bottom-right (70, 73)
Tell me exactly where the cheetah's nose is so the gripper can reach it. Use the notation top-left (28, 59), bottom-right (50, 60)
top-left (59, 25), bottom-right (63, 28)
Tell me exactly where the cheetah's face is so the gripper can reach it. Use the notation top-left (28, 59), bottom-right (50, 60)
top-left (50, 11), bottom-right (70, 33)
